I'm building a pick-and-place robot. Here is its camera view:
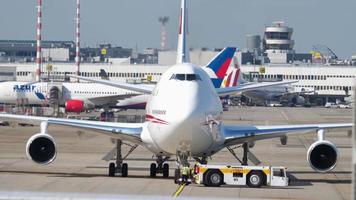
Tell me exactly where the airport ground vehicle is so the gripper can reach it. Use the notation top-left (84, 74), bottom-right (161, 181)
top-left (325, 102), bottom-right (336, 108)
top-left (325, 102), bottom-right (351, 109)
top-left (194, 164), bottom-right (289, 188)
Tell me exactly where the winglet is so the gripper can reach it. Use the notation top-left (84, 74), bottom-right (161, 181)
top-left (176, 0), bottom-right (189, 64)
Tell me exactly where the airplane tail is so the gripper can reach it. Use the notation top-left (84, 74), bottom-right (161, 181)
top-left (206, 47), bottom-right (236, 78)
top-left (176, 0), bottom-right (189, 64)
top-left (222, 57), bottom-right (246, 87)
top-left (206, 47), bottom-right (236, 88)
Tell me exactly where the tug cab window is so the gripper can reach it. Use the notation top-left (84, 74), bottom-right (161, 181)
top-left (170, 74), bottom-right (201, 81)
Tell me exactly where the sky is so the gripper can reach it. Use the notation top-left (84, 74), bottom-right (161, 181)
top-left (0, 0), bottom-right (355, 58)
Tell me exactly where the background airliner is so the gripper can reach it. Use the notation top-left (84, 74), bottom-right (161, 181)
top-left (0, 81), bottom-right (140, 113)
top-left (222, 58), bottom-right (310, 106)
top-left (0, 0), bottom-right (352, 183)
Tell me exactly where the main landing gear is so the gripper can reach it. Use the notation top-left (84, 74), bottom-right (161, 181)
top-left (149, 156), bottom-right (170, 178)
top-left (108, 139), bottom-right (137, 177)
top-left (107, 139), bottom-right (171, 178)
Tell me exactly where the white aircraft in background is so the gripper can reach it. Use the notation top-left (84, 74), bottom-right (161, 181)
top-left (0, 0), bottom-right (352, 185)
top-left (222, 57), bottom-right (311, 106)
top-left (0, 81), bottom-right (141, 113)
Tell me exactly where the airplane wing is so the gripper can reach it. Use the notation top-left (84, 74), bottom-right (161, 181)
top-left (67, 75), bottom-right (154, 94)
top-left (0, 113), bottom-right (144, 144)
top-left (216, 80), bottom-right (298, 96)
top-left (222, 123), bottom-right (352, 147)
top-left (85, 94), bottom-right (139, 106)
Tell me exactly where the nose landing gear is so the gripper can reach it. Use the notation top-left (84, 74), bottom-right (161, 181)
top-left (174, 151), bottom-right (193, 184)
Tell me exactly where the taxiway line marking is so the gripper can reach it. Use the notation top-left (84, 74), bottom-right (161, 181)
top-left (172, 183), bottom-right (186, 197)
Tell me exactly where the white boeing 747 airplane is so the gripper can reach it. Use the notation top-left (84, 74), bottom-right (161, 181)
top-left (0, 0), bottom-right (352, 183)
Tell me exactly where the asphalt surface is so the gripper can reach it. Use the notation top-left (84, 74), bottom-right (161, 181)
top-left (0, 107), bottom-right (353, 199)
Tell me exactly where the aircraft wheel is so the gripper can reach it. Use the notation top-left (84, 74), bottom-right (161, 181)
top-left (150, 163), bottom-right (157, 177)
top-left (121, 163), bottom-right (128, 177)
top-left (163, 163), bottom-right (169, 178)
top-left (109, 163), bottom-right (115, 177)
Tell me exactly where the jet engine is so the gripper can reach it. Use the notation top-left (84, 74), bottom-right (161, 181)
top-left (307, 140), bottom-right (338, 172)
top-left (65, 100), bottom-right (95, 113)
top-left (65, 100), bottom-right (84, 113)
top-left (26, 133), bottom-right (57, 165)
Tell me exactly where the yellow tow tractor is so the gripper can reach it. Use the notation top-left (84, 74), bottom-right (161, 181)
top-left (193, 164), bottom-right (289, 188)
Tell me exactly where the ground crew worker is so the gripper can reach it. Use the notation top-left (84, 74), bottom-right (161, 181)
top-left (181, 166), bottom-right (190, 184)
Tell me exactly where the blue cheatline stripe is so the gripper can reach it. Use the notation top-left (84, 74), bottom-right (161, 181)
top-left (35, 92), bottom-right (45, 100)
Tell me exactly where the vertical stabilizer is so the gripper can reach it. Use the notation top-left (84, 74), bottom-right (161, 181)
top-left (223, 57), bottom-right (246, 87)
top-left (233, 57), bottom-right (247, 85)
top-left (176, 0), bottom-right (189, 64)
top-left (205, 47), bottom-right (236, 88)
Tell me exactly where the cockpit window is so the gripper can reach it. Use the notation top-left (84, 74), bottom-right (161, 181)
top-left (173, 74), bottom-right (186, 80)
top-left (170, 74), bottom-right (201, 81)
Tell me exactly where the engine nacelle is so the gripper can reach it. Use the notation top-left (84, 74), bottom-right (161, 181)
top-left (26, 133), bottom-right (57, 165)
top-left (65, 100), bottom-right (84, 113)
top-left (307, 140), bottom-right (338, 173)
top-left (65, 99), bottom-right (95, 113)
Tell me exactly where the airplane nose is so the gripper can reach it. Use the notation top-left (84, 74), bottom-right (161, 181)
top-left (148, 80), bottom-right (216, 155)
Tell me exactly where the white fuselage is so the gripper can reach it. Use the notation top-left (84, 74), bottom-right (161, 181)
top-left (141, 63), bottom-right (224, 156)
top-left (0, 81), bottom-right (137, 106)
top-left (243, 85), bottom-right (292, 100)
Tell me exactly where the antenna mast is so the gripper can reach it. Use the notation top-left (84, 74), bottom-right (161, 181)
top-left (158, 16), bottom-right (169, 51)
top-left (35, 0), bottom-right (42, 82)
top-left (75, 0), bottom-right (81, 82)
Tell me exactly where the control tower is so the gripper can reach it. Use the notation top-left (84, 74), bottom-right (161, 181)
top-left (263, 22), bottom-right (296, 63)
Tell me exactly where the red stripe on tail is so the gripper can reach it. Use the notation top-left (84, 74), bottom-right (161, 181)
top-left (232, 69), bottom-right (240, 86)
top-left (216, 58), bottom-right (232, 78)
